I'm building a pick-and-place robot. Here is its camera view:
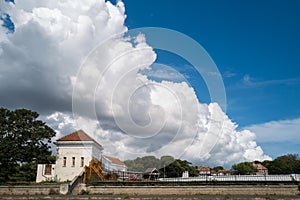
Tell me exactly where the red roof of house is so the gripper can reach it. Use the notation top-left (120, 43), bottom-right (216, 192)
top-left (57, 130), bottom-right (102, 148)
top-left (198, 166), bottom-right (210, 171)
top-left (253, 163), bottom-right (268, 170)
top-left (102, 155), bottom-right (125, 166)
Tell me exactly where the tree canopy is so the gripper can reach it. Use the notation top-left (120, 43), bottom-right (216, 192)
top-left (231, 154), bottom-right (300, 175)
top-left (162, 159), bottom-right (199, 177)
top-left (124, 155), bottom-right (174, 172)
top-left (0, 108), bottom-right (55, 182)
top-left (212, 166), bottom-right (224, 171)
top-left (124, 155), bottom-right (199, 177)
top-left (232, 162), bottom-right (256, 175)
top-left (262, 154), bottom-right (300, 174)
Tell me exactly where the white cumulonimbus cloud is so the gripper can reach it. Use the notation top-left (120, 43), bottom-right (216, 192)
top-left (0, 0), bottom-right (271, 168)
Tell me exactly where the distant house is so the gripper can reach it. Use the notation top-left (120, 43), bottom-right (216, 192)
top-left (143, 168), bottom-right (160, 180)
top-left (217, 170), bottom-right (232, 176)
top-left (253, 162), bottom-right (268, 175)
top-left (102, 155), bottom-right (127, 172)
top-left (198, 166), bottom-right (210, 175)
top-left (210, 170), bottom-right (217, 176)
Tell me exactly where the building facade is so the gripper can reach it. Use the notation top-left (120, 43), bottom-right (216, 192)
top-left (253, 162), bottom-right (268, 175)
top-left (198, 166), bottom-right (211, 175)
top-left (36, 130), bottom-right (125, 182)
top-left (102, 155), bottom-right (127, 172)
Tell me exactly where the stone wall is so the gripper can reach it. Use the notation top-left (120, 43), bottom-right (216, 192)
top-left (0, 184), bottom-right (298, 196)
top-left (87, 185), bottom-right (299, 196)
top-left (0, 185), bottom-right (60, 195)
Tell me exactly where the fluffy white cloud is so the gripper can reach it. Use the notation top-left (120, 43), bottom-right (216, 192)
top-left (0, 0), bottom-right (127, 112)
top-left (0, 0), bottom-right (271, 168)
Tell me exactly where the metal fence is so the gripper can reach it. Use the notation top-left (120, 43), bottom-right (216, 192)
top-left (159, 174), bottom-right (300, 182)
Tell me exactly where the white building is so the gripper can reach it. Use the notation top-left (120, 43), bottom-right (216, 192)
top-left (102, 155), bottom-right (127, 172)
top-left (36, 130), bottom-right (126, 182)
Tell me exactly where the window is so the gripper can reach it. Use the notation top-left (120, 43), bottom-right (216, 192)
top-left (44, 164), bottom-right (52, 175)
top-left (81, 157), bottom-right (84, 167)
top-left (72, 157), bottom-right (75, 167)
top-left (63, 157), bottom-right (67, 167)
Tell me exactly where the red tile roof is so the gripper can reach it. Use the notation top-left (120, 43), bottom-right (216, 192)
top-left (102, 155), bottom-right (125, 166)
top-left (253, 163), bottom-right (268, 170)
top-left (198, 166), bottom-right (210, 171)
top-left (57, 130), bottom-right (102, 148)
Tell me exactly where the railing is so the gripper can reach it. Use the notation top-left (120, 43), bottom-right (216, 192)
top-left (69, 170), bottom-right (84, 193)
top-left (159, 174), bottom-right (300, 183)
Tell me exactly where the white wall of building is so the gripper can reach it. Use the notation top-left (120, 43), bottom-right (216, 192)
top-left (36, 164), bottom-right (56, 182)
top-left (36, 140), bottom-right (103, 183)
top-left (102, 157), bottom-right (127, 172)
top-left (55, 141), bottom-right (102, 182)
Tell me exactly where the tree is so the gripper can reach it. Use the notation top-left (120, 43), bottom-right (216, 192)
top-left (232, 162), bottom-right (256, 175)
top-left (161, 159), bottom-right (199, 178)
top-left (159, 155), bottom-right (175, 169)
top-left (124, 155), bottom-right (175, 172)
top-left (264, 154), bottom-right (300, 174)
top-left (212, 166), bottom-right (224, 171)
top-left (124, 155), bottom-right (200, 177)
top-left (0, 108), bottom-right (56, 182)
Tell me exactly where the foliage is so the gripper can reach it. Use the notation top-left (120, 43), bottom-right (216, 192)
top-left (262, 154), bottom-right (300, 174)
top-left (0, 108), bottom-right (56, 182)
top-left (124, 155), bottom-right (175, 172)
top-left (124, 155), bottom-right (198, 177)
top-left (232, 162), bottom-right (256, 175)
top-left (161, 159), bottom-right (199, 177)
top-left (231, 154), bottom-right (300, 175)
top-left (212, 166), bottom-right (224, 171)
top-left (79, 189), bottom-right (90, 195)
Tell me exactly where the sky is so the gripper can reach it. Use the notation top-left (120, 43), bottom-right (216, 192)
top-left (122, 0), bottom-right (300, 158)
top-left (0, 0), bottom-right (299, 168)
top-left (123, 0), bottom-right (300, 123)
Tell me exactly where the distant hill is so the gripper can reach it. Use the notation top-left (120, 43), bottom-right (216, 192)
top-left (124, 155), bottom-right (199, 177)
top-left (124, 155), bottom-right (174, 172)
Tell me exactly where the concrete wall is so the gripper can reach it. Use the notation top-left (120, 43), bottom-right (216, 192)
top-left (87, 185), bottom-right (299, 196)
top-left (0, 185), bottom-right (60, 195)
top-left (0, 184), bottom-right (298, 196)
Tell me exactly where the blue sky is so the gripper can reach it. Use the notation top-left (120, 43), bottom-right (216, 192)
top-left (123, 0), bottom-right (300, 125)
top-left (121, 0), bottom-right (300, 157)
top-left (0, 0), bottom-right (299, 162)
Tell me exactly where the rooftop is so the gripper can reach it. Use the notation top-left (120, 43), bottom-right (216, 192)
top-left (198, 166), bottom-right (210, 171)
top-left (102, 155), bottom-right (125, 166)
top-left (253, 163), bottom-right (268, 170)
top-left (56, 129), bottom-right (103, 148)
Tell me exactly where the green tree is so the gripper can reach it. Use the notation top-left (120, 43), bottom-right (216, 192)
top-left (159, 155), bottom-right (175, 169)
top-left (232, 162), bottom-right (256, 175)
top-left (161, 159), bottom-right (199, 177)
top-left (124, 156), bottom-right (198, 177)
top-left (265, 154), bottom-right (300, 174)
top-left (0, 108), bottom-right (56, 182)
top-left (124, 155), bottom-right (174, 172)
top-left (212, 166), bottom-right (224, 171)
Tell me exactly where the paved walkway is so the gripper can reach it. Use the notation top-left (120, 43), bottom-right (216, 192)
top-left (1, 194), bottom-right (300, 200)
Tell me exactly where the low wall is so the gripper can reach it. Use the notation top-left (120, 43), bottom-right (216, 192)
top-left (0, 184), bottom-right (298, 196)
top-left (87, 185), bottom-right (299, 196)
top-left (0, 185), bottom-right (60, 195)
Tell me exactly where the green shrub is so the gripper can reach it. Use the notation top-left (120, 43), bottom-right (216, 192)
top-left (79, 189), bottom-right (89, 195)
top-left (49, 188), bottom-right (58, 195)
